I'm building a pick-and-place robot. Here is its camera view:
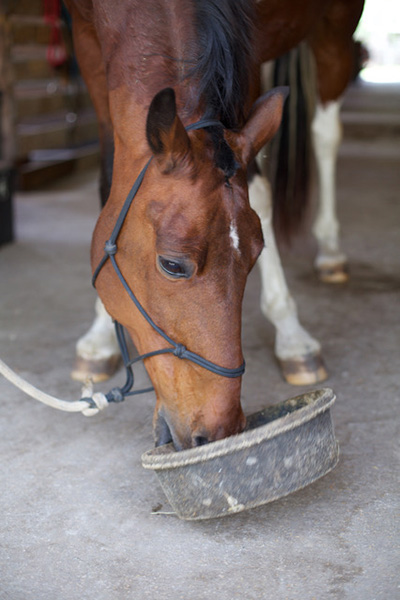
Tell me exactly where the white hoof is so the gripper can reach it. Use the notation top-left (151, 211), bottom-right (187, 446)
top-left (265, 307), bottom-right (328, 385)
top-left (71, 298), bottom-right (122, 383)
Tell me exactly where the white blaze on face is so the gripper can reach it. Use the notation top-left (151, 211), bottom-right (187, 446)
top-left (229, 220), bottom-right (240, 253)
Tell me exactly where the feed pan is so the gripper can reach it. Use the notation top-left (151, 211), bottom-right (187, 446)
top-left (142, 388), bottom-right (339, 520)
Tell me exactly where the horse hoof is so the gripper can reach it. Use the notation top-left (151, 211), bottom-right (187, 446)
top-left (71, 354), bottom-right (122, 383)
top-left (278, 352), bottom-right (328, 386)
top-left (317, 262), bottom-right (349, 284)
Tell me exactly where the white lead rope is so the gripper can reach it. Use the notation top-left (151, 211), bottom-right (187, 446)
top-left (0, 358), bottom-right (108, 417)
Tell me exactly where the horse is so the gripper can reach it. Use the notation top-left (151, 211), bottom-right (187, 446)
top-left (64, 0), bottom-right (364, 450)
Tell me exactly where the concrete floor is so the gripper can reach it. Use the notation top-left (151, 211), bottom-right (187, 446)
top-left (1, 81), bottom-right (399, 599)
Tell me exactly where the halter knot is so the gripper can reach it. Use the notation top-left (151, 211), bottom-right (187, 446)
top-left (106, 387), bottom-right (125, 403)
top-left (104, 240), bottom-right (117, 256)
top-left (173, 344), bottom-right (187, 359)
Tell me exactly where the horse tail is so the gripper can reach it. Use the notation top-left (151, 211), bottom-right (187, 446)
top-left (269, 42), bottom-right (317, 242)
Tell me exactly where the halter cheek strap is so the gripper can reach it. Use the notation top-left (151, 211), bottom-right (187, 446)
top-left (92, 118), bottom-right (245, 404)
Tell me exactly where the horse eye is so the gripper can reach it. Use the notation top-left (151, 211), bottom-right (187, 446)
top-left (158, 256), bottom-right (190, 279)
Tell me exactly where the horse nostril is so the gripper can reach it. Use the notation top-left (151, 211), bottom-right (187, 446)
top-left (154, 412), bottom-right (173, 447)
top-left (192, 435), bottom-right (210, 447)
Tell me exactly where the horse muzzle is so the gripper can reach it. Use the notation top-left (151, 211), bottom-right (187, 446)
top-left (153, 405), bottom-right (246, 451)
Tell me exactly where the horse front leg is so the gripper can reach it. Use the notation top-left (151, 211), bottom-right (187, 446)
top-left (311, 99), bottom-right (349, 282)
top-left (249, 172), bottom-right (328, 385)
top-left (67, 1), bottom-right (121, 382)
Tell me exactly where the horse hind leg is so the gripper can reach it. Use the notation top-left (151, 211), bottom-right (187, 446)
top-left (249, 171), bottom-right (328, 385)
top-left (308, 0), bottom-right (364, 282)
top-left (311, 99), bottom-right (349, 283)
top-left (71, 298), bottom-right (121, 383)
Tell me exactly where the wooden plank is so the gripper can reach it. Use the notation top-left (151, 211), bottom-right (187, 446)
top-left (0, 8), bottom-right (16, 161)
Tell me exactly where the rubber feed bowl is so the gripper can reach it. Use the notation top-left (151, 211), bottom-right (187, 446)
top-left (142, 388), bottom-right (339, 520)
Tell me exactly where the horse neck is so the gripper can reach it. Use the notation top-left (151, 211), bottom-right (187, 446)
top-left (94, 0), bottom-right (202, 157)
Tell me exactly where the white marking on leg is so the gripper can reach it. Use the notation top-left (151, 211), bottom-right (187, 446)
top-left (249, 173), bottom-right (321, 360)
top-left (76, 297), bottom-right (120, 361)
top-left (311, 100), bottom-right (347, 268)
top-left (229, 220), bottom-right (240, 253)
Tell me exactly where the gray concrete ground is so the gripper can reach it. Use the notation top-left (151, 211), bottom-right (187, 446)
top-left (1, 81), bottom-right (399, 599)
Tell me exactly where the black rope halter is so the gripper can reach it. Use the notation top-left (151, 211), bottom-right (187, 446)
top-left (92, 118), bottom-right (245, 404)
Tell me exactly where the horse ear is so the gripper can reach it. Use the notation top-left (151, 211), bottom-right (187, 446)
top-left (236, 87), bottom-right (289, 166)
top-left (146, 88), bottom-right (192, 174)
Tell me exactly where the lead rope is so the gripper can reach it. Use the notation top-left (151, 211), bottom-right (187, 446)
top-left (0, 118), bottom-right (244, 416)
top-left (0, 357), bottom-right (107, 416)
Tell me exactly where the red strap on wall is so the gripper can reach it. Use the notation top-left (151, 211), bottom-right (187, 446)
top-left (43, 0), bottom-right (68, 68)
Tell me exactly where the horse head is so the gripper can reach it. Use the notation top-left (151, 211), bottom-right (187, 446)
top-left (91, 87), bottom-right (287, 450)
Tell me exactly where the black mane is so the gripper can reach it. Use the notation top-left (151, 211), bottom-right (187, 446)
top-left (193, 0), bottom-right (256, 130)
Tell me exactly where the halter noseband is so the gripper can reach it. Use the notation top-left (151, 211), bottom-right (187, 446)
top-left (92, 119), bottom-right (245, 404)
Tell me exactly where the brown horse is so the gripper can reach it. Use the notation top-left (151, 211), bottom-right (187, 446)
top-left (66, 0), bottom-right (363, 450)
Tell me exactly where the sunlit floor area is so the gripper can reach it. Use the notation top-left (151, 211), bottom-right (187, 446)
top-left (0, 80), bottom-right (399, 599)
top-left (360, 65), bottom-right (400, 84)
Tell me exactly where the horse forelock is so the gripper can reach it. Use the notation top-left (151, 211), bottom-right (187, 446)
top-left (207, 126), bottom-right (240, 181)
